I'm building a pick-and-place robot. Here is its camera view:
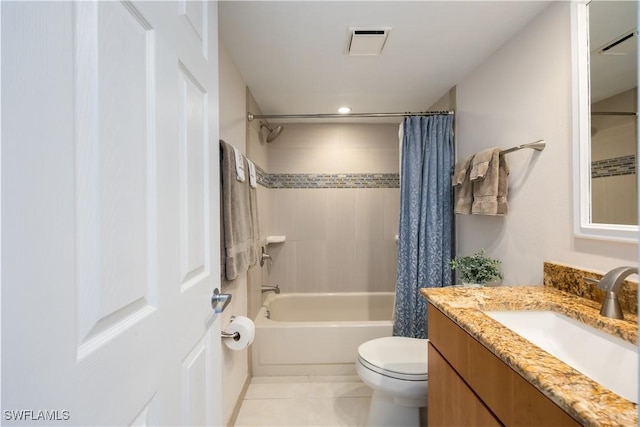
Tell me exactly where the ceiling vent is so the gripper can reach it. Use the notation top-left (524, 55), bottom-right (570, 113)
top-left (598, 31), bottom-right (637, 56)
top-left (347, 26), bottom-right (392, 56)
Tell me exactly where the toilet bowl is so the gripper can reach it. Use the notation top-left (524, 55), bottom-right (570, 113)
top-left (356, 336), bottom-right (428, 427)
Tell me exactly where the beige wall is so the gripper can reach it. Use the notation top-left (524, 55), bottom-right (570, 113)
top-left (454, 2), bottom-right (637, 285)
top-left (265, 123), bottom-right (400, 293)
top-left (218, 42), bottom-right (252, 427)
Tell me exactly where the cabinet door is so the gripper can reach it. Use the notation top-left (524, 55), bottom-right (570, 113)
top-left (428, 304), bottom-right (581, 427)
top-left (428, 343), bottom-right (502, 427)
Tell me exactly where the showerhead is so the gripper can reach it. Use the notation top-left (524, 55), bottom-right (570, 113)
top-left (260, 123), bottom-right (284, 143)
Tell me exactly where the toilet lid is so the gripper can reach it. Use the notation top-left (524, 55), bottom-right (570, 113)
top-left (358, 337), bottom-right (428, 381)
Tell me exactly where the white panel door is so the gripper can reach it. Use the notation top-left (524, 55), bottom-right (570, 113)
top-left (1, 1), bottom-right (222, 425)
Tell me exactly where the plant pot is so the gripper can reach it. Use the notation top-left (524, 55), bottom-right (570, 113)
top-left (483, 278), bottom-right (503, 287)
top-left (461, 283), bottom-right (483, 288)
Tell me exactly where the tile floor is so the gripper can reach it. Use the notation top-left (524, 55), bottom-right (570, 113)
top-left (233, 375), bottom-right (372, 427)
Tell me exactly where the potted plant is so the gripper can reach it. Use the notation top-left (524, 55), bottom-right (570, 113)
top-left (450, 249), bottom-right (502, 287)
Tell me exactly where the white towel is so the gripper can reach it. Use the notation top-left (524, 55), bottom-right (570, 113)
top-left (232, 145), bottom-right (246, 182)
top-left (246, 158), bottom-right (257, 189)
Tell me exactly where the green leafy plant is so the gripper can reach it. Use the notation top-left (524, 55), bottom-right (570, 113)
top-left (450, 249), bottom-right (502, 285)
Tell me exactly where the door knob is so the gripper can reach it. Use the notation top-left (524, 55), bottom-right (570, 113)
top-left (211, 288), bottom-right (232, 314)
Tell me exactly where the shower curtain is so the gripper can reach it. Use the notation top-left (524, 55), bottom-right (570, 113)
top-left (393, 115), bottom-right (454, 339)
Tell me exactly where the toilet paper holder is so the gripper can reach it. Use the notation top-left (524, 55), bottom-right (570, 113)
top-left (221, 330), bottom-right (240, 341)
top-left (221, 315), bottom-right (240, 341)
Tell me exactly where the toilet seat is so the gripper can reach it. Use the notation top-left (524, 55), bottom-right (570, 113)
top-left (357, 337), bottom-right (428, 381)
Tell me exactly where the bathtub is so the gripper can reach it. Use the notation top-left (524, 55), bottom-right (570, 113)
top-left (252, 292), bottom-right (394, 376)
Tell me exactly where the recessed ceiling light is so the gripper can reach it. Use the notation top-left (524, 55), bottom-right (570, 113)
top-left (338, 106), bottom-right (352, 114)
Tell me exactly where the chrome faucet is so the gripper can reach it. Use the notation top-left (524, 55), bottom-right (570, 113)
top-left (261, 285), bottom-right (280, 294)
top-left (597, 266), bottom-right (638, 319)
top-left (260, 247), bottom-right (272, 267)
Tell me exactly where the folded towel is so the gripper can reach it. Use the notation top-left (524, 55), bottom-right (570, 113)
top-left (469, 147), bottom-right (498, 181)
top-left (246, 158), bottom-right (258, 189)
top-left (453, 154), bottom-right (474, 214)
top-left (249, 177), bottom-right (260, 256)
top-left (232, 145), bottom-right (246, 182)
top-left (220, 140), bottom-right (257, 280)
top-left (247, 159), bottom-right (260, 253)
top-left (496, 154), bottom-right (510, 215)
top-left (471, 147), bottom-right (504, 215)
top-left (244, 159), bottom-right (260, 252)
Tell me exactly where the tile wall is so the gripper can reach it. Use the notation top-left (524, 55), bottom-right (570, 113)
top-left (267, 187), bottom-right (399, 293)
top-left (260, 123), bottom-right (401, 294)
top-left (590, 88), bottom-right (638, 225)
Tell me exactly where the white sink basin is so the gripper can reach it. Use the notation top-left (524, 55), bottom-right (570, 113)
top-left (484, 310), bottom-right (638, 403)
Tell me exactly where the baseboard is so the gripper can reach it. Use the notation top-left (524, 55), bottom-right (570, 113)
top-left (226, 373), bottom-right (251, 427)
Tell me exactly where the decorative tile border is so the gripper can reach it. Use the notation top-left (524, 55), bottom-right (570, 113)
top-left (255, 163), bottom-right (270, 188)
top-left (591, 155), bottom-right (636, 178)
top-left (269, 173), bottom-right (399, 189)
top-left (252, 163), bottom-right (399, 189)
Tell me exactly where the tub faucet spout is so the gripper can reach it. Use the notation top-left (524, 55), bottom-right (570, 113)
top-left (597, 266), bottom-right (637, 319)
top-left (261, 285), bottom-right (280, 294)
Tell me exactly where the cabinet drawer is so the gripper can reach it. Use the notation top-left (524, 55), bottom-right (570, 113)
top-left (429, 342), bottom-right (501, 426)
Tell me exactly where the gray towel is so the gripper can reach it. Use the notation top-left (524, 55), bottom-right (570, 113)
top-left (220, 140), bottom-right (258, 280)
top-left (453, 154), bottom-right (474, 214)
top-left (471, 147), bottom-right (508, 215)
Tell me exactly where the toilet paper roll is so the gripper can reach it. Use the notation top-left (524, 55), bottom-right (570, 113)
top-left (223, 316), bottom-right (255, 351)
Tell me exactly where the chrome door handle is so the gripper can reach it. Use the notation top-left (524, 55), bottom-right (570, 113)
top-left (211, 289), bottom-right (232, 313)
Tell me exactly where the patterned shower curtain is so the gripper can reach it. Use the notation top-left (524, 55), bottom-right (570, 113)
top-left (393, 115), bottom-right (454, 339)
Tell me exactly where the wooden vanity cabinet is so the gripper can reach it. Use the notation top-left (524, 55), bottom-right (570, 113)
top-left (427, 303), bottom-right (581, 427)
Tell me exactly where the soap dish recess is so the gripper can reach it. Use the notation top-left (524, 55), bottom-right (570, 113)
top-left (265, 236), bottom-right (286, 245)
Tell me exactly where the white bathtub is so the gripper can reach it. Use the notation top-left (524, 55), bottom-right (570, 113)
top-left (252, 292), bottom-right (394, 376)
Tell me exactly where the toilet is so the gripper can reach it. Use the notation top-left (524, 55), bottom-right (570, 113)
top-left (356, 336), bottom-right (428, 427)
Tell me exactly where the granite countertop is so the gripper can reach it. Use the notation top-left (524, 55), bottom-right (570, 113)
top-left (421, 286), bottom-right (638, 427)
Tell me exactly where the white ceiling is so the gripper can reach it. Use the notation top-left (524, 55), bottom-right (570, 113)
top-left (218, 1), bottom-right (552, 123)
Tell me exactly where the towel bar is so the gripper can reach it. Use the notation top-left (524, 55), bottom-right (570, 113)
top-left (500, 140), bottom-right (546, 155)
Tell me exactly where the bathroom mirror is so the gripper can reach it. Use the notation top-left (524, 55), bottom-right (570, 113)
top-left (573, 1), bottom-right (638, 243)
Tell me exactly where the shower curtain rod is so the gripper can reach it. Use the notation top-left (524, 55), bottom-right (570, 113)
top-left (592, 111), bottom-right (637, 116)
top-left (247, 111), bottom-right (454, 121)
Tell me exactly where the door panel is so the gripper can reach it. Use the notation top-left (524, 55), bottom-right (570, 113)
top-left (178, 0), bottom-right (208, 59)
top-left (75, 0), bottom-right (158, 358)
top-left (178, 62), bottom-right (209, 288)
